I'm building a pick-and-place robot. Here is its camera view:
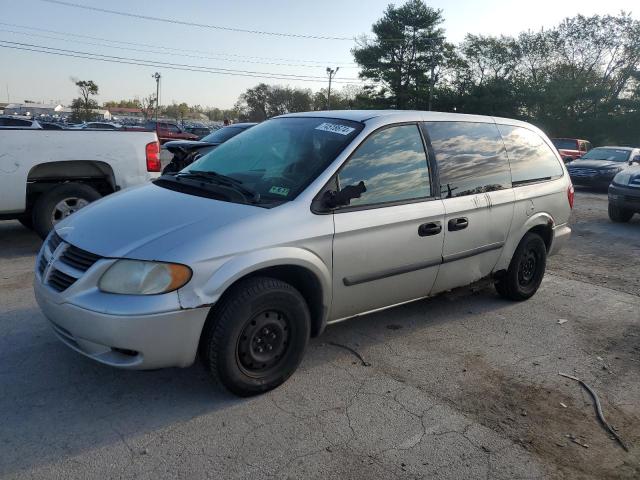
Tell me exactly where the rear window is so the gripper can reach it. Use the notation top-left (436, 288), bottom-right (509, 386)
top-left (499, 125), bottom-right (563, 184)
top-left (424, 121), bottom-right (511, 198)
top-left (202, 126), bottom-right (247, 143)
top-left (552, 139), bottom-right (578, 150)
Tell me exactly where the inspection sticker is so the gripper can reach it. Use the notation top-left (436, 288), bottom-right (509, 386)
top-left (269, 186), bottom-right (290, 196)
top-left (315, 122), bottom-right (356, 136)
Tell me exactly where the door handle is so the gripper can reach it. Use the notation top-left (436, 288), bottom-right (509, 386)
top-left (418, 222), bottom-right (442, 237)
top-left (448, 217), bottom-right (469, 231)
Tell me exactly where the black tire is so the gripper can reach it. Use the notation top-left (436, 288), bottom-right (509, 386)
top-left (201, 276), bottom-right (311, 396)
top-left (17, 212), bottom-right (34, 231)
top-left (495, 232), bottom-right (547, 301)
top-left (608, 204), bottom-right (633, 223)
top-left (32, 183), bottom-right (101, 239)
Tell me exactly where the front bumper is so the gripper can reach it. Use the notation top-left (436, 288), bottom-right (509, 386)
top-left (608, 183), bottom-right (640, 212)
top-left (34, 279), bottom-right (210, 369)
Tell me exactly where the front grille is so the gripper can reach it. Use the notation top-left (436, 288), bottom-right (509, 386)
top-left (48, 268), bottom-right (77, 292)
top-left (569, 168), bottom-right (598, 177)
top-left (60, 245), bottom-right (101, 272)
top-left (38, 235), bottom-right (103, 292)
top-left (48, 232), bottom-right (63, 252)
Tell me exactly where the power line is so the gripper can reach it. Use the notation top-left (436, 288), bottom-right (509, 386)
top-left (38, 0), bottom-right (355, 41)
top-left (0, 27), bottom-right (358, 69)
top-left (0, 40), bottom-right (371, 85)
top-left (0, 22), bottom-right (357, 65)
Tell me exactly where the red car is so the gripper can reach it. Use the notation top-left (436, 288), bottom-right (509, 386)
top-left (551, 138), bottom-right (592, 163)
top-left (144, 120), bottom-right (198, 144)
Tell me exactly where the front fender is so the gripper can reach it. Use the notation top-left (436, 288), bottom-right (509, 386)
top-left (178, 246), bottom-right (332, 315)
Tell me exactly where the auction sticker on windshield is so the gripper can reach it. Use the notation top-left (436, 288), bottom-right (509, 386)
top-left (269, 186), bottom-right (290, 196)
top-left (315, 123), bottom-right (356, 135)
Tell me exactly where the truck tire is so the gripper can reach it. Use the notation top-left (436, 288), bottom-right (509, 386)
top-left (608, 204), bottom-right (633, 223)
top-left (495, 232), bottom-right (547, 301)
top-left (33, 183), bottom-right (101, 239)
top-left (200, 276), bottom-right (310, 397)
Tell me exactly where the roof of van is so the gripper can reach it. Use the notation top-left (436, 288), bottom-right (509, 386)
top-left (276, 110), bottom-right (527, 126)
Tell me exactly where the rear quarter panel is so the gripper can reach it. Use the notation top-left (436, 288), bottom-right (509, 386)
top-left (0, 130), bottom-right (159, 213)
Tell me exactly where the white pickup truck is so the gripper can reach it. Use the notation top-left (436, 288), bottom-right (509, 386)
top-left (0, 129), bottom-right (160, 238)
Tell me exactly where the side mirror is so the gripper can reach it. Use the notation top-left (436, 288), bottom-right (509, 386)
top-left (323, 181), bottom-right (367, 208)
top-left (631, 155), bottom-right (640, 165)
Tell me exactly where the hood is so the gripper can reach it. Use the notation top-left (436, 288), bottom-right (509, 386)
top-left (567, 159), bottom-right (625, 169)
top-left (55, 183), bottom-right (262, 259)
top-left (163, 140), bottom-right (219, 153)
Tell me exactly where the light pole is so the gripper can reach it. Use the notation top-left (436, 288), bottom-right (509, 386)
top-left (326, 67), bottom-right (339, 110)
top-left (152, 72), bottom-right (161, 122)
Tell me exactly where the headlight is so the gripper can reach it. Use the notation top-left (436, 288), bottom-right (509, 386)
top-left (613, 172), bottom-right (631, 185)
top-left (99, 260), bottom-right (192, 295)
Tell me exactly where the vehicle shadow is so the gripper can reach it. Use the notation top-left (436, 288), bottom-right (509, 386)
top-left (0, 220), bottom-right (42, 259)
top-left (0, 284), bottom-right (513, 476)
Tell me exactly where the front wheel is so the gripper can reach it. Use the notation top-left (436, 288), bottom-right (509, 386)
top-left (495, 232), bottom-right (547, 301)
top-left (608, 204), bottom-right (633, 223)
top-left (32, 183), bottom-right (101, 239)
top-left (200, 276), bottom-right (311, 396)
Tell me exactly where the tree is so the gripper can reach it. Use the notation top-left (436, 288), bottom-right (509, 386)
top-left (352, 0), bottom-right (453, 109)
top-left (139, 94), bottom-right (157, 120)
top-left (70, 79), bottom-right (99, 122)
top-left (235, 84), bottom-right (313, 121)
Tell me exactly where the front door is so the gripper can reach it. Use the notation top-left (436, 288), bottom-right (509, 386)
top-left (423, 121), bottom-right (514, 294)
top-left (330, 124), bottom-right (445, 321)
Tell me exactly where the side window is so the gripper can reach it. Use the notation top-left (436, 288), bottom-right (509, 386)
top-left (337, 124), bottom-right (431, 207)
top-left (0, 118), bottom-right (31, 127)
top-left (498, 125), bottom-right (563, 185)
top-left (424, 121), bottom-right (511, 198)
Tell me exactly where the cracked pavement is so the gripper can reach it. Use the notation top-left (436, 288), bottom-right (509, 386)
top-left (1, 190), bottom-right (639, 479)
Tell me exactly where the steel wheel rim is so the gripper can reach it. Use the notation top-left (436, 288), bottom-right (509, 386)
top-left (518, 249), bottom-right (538, 286)
top-left (51, 197), bottom-right (89, 224)
top-left (236, 310), bottom-right (290, 376)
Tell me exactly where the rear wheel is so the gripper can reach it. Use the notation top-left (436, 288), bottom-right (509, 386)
top-left (608, 204), bottom-right (633, 223)
top-left (200, 276), bottom-right (310, 396)
top-left (32, 183), bottom-right (101, 239)
top-left (495, 232), bottom-right (547, 301)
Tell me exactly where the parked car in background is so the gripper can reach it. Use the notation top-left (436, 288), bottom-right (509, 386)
top-left (39, 122), bottom-right (66, 130)
top-left (144, 120), bottom-right (198, 143)
top-left (567, 146), bottom-right (640, 189)
top-left (33, 110), bottom-right (572, 396)
top-left (162, 122), bottom-right (257, 173)
top-left (608, 155), bottom-right (640, 222)
top-left (83, 122), bottom-right (122, 130)
top-left (0, 115), bottom-right (42, 129)
top-left (184, 126), bottom-right (211, 139)
top-left (551, 138), bottom-right (592, 163)
top-left (0, 128), bottom-right (160, 238)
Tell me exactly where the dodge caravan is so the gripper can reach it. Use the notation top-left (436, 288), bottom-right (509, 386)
top-left (34, 111), bottom-right (572, 396)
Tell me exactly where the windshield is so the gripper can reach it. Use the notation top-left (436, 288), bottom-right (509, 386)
top-left (185, 117), bottom-right (362, 203)
top-left (581, 148), bottom-right (630, 162)
top-left (201, 126), bottom-right (248, 143)
top-left (552, 139), bottom-right (578, 150)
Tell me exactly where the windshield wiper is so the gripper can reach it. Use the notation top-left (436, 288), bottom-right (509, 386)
top-left (176, 170), bottom-right (261, 203)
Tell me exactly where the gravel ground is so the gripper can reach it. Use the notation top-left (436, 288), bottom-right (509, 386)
top-left (0, 189), bottom-right (638, 479)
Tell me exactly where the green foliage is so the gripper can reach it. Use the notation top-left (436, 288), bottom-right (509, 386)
top-left (71, 79), bottom-right (99, 122)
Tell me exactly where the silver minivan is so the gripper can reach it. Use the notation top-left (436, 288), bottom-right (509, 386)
top-left (34, 110), bottom-right (573, 396)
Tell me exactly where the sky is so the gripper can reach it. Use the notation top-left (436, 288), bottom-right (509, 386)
top-left (0, 0), bottom-right (636, 109)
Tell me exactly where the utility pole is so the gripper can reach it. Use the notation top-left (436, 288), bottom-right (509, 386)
top-left (152, 72), bottom-right (161, 121)
top-left (326, 67), bottom-right (339, 110)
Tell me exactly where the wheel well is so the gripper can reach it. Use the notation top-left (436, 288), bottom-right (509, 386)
top-left (528, 223), bottom-right (552, 252)
top-left (209, 265), bottom-right (325, 338)
top-left (25, 161), bottom-right (116, 210)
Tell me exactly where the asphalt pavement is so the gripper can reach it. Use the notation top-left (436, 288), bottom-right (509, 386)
top-left (1, 190), bottom-right (638, 479)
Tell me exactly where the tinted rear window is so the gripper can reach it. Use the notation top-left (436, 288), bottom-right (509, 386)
top-left (424, 121), bottom-right (511, 198)
top-left (202, 126), bottom-right (247, 143)
top-left (0, 118), bottom-right (32, 127)
top-left (499, 125), bottom-right (563, 184)
top-left (552, 139), bottom-right (578, 150)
